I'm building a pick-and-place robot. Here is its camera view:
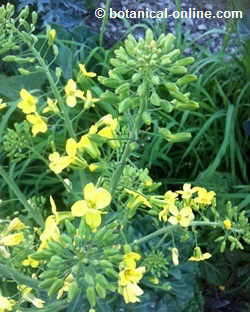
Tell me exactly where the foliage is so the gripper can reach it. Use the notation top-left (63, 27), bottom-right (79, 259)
top-left (0, 3), bottom-right (250, 312)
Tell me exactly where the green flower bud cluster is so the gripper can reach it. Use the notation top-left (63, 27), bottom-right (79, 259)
top-left (0, 4), bottom-right (19, 56)
top-left (103, 164), bottom-right (160, 194)
top-left (0, 4), bottom-right (38, 57)
top-left (142, 250), bottom-right (169, 279)
top-left (3, 124), bottom-right (30, 161)
top-left (214, 202), bottom-right (250, 252)
top-left (33, 220), bottom-right (122, 305)
top-left (98, 29), bottom-right (198, 119)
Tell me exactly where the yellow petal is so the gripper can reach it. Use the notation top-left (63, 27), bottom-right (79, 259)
top-left (71, 200), bottom-right (88, 217)
top-left (94, 187), bottom-right (112, 209)
top-left (85, 210), bottom-right (102, 232)
top-left (66, 95), bottom-right (76, 107)
top-left (0, 232), bottom-right (24, 246)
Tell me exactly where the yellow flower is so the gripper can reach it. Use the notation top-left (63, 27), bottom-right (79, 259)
top-left (57, 274), bottom-right (74, 299)
top-left (83, 90), bottom-right (99, 110)
top-left (193, 187), bottom-right (215, 205)
top-left (6, 217), bottom-right (26, 232)
top-left (71, 183), bottom-right (111, 232)
top-left (17, 89), bottom-right (37, 114)
top-left (19, 286), bottom-right (45, 308)
top-left (171, 247), bottom-right (179, 266)
top-left (97, 117), bottom-right (120, 149)
top-left (43, 98), bottom-right (59, 113)
top-left (177, 183), bottom-right (196, 200)
top-left (223, 219), bottom-right (232, 230)
top-left (0, 99), bottom-right (7, 110)
top-left (48, 138), bottom-right (77, 174)
top-left (168, 206), bottom-right (194, 227)
top-left (159, 206), bottom-right (169, 222)
top-left (22, 255), bottom-right (39, 268)
top-left (39, 216), bottom-right (60, 250)
top-left (119, 266), bottom-right (145, 286)
top-left (50, 196), bottom-right (72, 224)
top-left (121, 282), bottom-right (144, 304)
top-left (64, 79), bottom-right (84, 107)
top-left (164, 190), bottom-right (178, 204)
top-left (79, 64), bottom-right (96, 78)
top-left (123, 252), bottom-right (141, 268)
top-left (188, 247), bottom-right (212, 262)
top-left (78, 135), bottom-right (100, 159)
top-left (118, 264), bottom-right (145, 304)
top-left (0, 296), bottom-right (16, 311)
top-left (49, 152), bottom-right (72, 174)
top-left (26, 113), bottom-right (47, 136)
top-left (0, 232), bottom-right (24, 246)
top-left (125, 189), bottom-right (152, 210)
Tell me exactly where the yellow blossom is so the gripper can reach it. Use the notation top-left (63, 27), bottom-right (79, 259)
top-left (119, 265), bottom-right (145, 286)
top-left (50, 196), bottom-right (71, 223)
top-left (121, 282), bottom-right (144, 304)
top-left (64, 79), bottom-right (84, 107)
top-left (123, 252), bottom-right (141, 268)
top-left (188, 247), bottom-right (212, 262)
top-left (164, 191), bottom-right (178, 204)
top-left (71, 183), bottom-right (111, 232)
top-left (0, 99), bottom-right (7, 110)
top-left (168, 206), bottom-right (194, 227)
top-left (79, 64), bottom-right (96, 78)
top-left (48, 152), bottom-right (72, 174)
top-left (83, 90), bottom-right (99, 110)
top-left (78, 135), bottom-right (100, 159)
top-left (192, 187), bottom-right (216, 205)
top-left (0, 232), bottom-right (24, 246)
top-left (17, 89), bottom-right (37, 114)
top-left (118, 264), bottom-right (145, 304)
top-left (159, 206), bottom-right (169, 222)
top-left (223, 219), bottom-right (232, 230)
top-left (125, 189), bottom-right (152, 210)
top-left (57, 274), bottom-right (74, 299)
top-left (177, 183), bottom-right (196, 200)
top-left (22, 256), bottom-right (39, 268)
top-left (48, 138), bottom-right (77, 174)
top-left (6, 217), bottom-right (26, 232)
top-left (171, 247), bottom-right (179, 266)
top-left (43, 98), bottom-right (59, 113)
top-left (39, 216), bottom-right (60, 250)
top-left (26, 113), bottom-right (47, 136)
top-left (19, 286), bottom-right (44, 308)
top-left (97, 117), bottom-right (120, 149)
top-left (0, 296), bottom-right (16, 311)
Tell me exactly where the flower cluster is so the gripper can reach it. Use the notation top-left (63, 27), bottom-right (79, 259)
top-left (158, 183), bottom-right (216, 226)
top-left (49, 114), bottom-right (119, 174)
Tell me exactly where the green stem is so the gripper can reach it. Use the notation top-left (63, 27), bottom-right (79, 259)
top-left (0, 166), bottom-right (43, 226)
top-left (133, 226), bottom-right (176, 246)
top-left (110, 83), bottom-right (149, 195)
top-left (132, 221), bottom-right (243, 246)
top-left (0, 263), bottom-right (40, 290)
top-left (28, 43), bottom-right (75, 139)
